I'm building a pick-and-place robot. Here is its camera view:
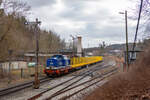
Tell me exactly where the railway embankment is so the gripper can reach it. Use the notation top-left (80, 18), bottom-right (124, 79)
top-left (84, 49), bottom-right (150, 100)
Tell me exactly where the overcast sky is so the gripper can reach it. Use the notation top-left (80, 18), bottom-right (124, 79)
top-left (20, 0), bottom-right (142, 48)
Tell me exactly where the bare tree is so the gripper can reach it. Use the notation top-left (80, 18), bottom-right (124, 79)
top-left (2, 0), bottom-right (30, 17)
top-left (0, 0), bottom-right (30, 42)
top-left (98, 41), bottom-right (106, 55)
top-left (0, 0), bottom-right (66, 61)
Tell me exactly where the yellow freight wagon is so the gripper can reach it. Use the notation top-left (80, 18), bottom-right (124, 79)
top-left (70, 56), bottom-right (103, 68)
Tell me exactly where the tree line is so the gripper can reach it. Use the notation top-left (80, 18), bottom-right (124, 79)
top-left (0, 0), bottom-right (66, 61)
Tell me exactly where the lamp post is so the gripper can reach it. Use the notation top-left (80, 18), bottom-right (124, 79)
top-left (119, 10), bottom-right (129, 71)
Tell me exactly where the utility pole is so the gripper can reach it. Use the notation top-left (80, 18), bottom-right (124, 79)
top-left (25, 18), bottom-right (41, 89)
top-left (119, 10), bottom-right (129, 71)
top-left (8, 49), bottom-right (13, 84)
top-left (125, 11), bottom-right (129, 70)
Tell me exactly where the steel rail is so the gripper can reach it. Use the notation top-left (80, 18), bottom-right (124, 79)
top-left (28, 63), bottom-right (108, 100)
top-left (59, 69), bottom-right (118, 100)
top-left (46, 68), bottom-right (118, 100)
top-left (28, 75), bottom-right (80, 100)
top-left (0, 61), bottom-right (103, 98)
top-left (52, 64), bottom-right (112, 95)
top-left (0, 77), bottom-right (50, 97)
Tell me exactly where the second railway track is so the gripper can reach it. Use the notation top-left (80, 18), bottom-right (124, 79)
top-left (28, 63), bottom-right (117, 100)
top-left (51, 68), bottom-right (118, 100)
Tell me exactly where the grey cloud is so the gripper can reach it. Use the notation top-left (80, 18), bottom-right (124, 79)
top-left (86, 25), bottom-right (123, 38)
top-left (59, 0), bottom-right (110, 22)
top-left (81, 23), bottom-right (135, 42)
top-left (63, 0), bottom-right (104, 6)
top-left (60, 9), bottom-right (110, 22)
top-left (20, 0), bottom-right (56, 8)
top-left (18, 0), bottom-right (137, 47)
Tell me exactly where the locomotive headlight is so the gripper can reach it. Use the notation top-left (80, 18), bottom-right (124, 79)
top-left (46, 67), bottom-right (50, 69)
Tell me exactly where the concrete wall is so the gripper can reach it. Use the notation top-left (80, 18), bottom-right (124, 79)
top-left (0, 61), bottom-right (27, 71)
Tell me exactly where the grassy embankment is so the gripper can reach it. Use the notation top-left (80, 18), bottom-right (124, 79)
top-left (0, 66), bottom-right (45, 88)
top-left (85, 48), bottom-right (150, 100)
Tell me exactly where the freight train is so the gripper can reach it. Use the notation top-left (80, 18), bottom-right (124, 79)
top-left (44, 55), bottom-right (103, 77)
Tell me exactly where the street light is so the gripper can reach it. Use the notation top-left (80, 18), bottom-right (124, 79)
top-left (119, 10), bottom-right (129, 71)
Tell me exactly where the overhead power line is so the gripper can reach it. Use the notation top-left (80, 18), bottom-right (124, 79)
top-left (132, 0), bottom-right (143, 51)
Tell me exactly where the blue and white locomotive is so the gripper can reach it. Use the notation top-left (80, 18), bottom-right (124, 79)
top-left (44, 55), bottom-right (71, 76)
top-left (46, 55), bottom-right (70, 69)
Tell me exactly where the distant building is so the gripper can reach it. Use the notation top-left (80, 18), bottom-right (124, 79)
top-left (109, 49), bottom-right (122, 56)
top-left (83, 47), bottom-right (100, 56)
top-left (124, 50), bottom-right (142, 64)
top-left (86, 52), bottom-right (93, 56)
top-left (58, 49), bottom-right (73, 56)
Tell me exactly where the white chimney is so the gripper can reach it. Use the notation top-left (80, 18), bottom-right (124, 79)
top-left (77, 36), bottom-right (82, 57)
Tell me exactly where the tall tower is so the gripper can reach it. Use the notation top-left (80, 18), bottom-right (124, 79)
top-left (77, 36), bottom-right (82, 57)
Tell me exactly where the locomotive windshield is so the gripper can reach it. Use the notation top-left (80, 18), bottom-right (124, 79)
top-left (51, 55), bottom-right (63, 60)
top-left (51, 55), bottom-right (57, 59)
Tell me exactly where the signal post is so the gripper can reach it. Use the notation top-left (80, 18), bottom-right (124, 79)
top-left (25, 18), bottom-right (41, 89)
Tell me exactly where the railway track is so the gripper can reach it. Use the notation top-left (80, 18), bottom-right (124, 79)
top-left (57, 68), bottom-right (117, 100)
top-left (28, 64), bottom-right (116, 100)
top-left (0, 77), bottom-right (50, 97)
top-left (0, 62), bottom-right (103, 98)
top-left (45, 68), bottom-right (118, 100)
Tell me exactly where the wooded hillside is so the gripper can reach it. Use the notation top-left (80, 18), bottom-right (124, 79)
top-left (0, 0), bottom-right (66, 61)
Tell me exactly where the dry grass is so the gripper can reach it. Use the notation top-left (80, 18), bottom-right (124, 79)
top-left (11, 66), bottom-right (45, 77)
top-left (84, 48), bottom-right (150, 100)
top-left (0, 66), bottom-right (45, 88)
